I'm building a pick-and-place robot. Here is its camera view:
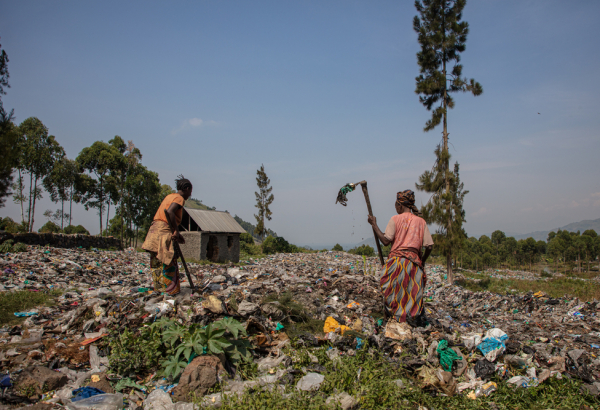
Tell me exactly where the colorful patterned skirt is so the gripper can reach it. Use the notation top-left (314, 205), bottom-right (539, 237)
top-left (380, 256), bottom-right (426, 322)
top-left (149, 251), bottom-right (180, 295)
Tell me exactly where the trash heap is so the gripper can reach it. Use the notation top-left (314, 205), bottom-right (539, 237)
top-left (1, 246), bottom-right (600, 409)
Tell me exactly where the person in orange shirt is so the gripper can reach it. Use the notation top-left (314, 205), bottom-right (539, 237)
top-left (368, 190), bottom-right (434, 326)
top-left (142, 175), bottom-right (193, 295)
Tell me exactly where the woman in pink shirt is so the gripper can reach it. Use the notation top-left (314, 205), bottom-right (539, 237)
top-left (368, 190), bottom-right (433, 325)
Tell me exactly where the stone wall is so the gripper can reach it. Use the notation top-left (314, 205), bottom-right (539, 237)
top-left (178, 232), bottom-right (240, 263)
top-left (0, 231), bottom-right (122, 249)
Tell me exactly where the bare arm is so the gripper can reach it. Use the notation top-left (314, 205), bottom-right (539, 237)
top-left (422, 245), bottom-right (433, 266)
top-left (367, 216), bottom-right (392, 246)
top-left (166, 202), bottom-right (185, 244)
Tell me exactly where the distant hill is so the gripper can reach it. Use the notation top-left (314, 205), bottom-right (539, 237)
top-left (185, 198), bottom-right (212, 210)
top-left (512, 218), bottom-right (600, 241)
top-left (233, 215), bottom-right (278, 241)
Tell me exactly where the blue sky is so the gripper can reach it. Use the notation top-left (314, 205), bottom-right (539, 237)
top-left (1, 0), bottom-right (599, 247)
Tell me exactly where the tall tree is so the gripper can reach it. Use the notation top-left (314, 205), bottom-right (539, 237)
top-left (0, 38), bottom-right (18, 207)
top-left (416, 153), bottom-right (468, 283)
top-left (18, 118), bottom-right (65, 232)
top-left (254, 164), bottom-right (274, 241)
top-left (413, 0), bottom-right (482, 283)
top-left (43, 157), bottom-right (79, 230)
top-left (76, 141), bottom-right (121, 235)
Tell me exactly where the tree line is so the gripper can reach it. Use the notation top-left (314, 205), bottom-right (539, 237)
top-left (431, 229), bottom-right (600, 273)
top-left (3, 117), bottom-right (162, 246)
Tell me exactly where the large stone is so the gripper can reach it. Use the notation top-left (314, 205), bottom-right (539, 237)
top-left (15, 366), bottom-right (68, 399)
top-left (172, 356), bottom-right (227, 402)
top-left (144, 389), bottom-right (174, 410)
top-left (236, 301), bottom-right (259, 317)
top-left (325, 392), bottom-right (358, 410)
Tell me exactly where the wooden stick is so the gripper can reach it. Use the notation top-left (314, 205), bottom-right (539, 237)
top-left (356, 181), bottom-right (385, 266)
top-left (164, 209), bottom-right (195, 292)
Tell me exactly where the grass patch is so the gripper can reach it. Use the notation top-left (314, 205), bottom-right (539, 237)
top-left (0, 290), bottom-right (61, 326)
top-left (456, 276), bottom-right (600, 301)
top-left (212, 346), bottom-right (599, 409)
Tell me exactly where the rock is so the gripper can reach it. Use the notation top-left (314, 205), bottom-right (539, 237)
top-left (172, 356), bottom-right (227, 402)
top-left (87, 373), bottom-right (115, 394)
top-left (296, 372), bottom-right (324, 391)
top-left (256, 355), bottom-right (288, 372)
top-left (202, 296), bottom-right (224, 314)
top-left (15, 366), bottom-right (68, 399)
top-left (144, 389), bottom-right (174, 410)
top-left (236, 301), bottom-right (259, 317)
top-left (325, 392), bottom-right (358, 410)
top-left (384, 321), bottom-right (412, 341)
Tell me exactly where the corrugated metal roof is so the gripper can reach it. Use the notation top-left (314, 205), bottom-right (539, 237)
top-left (184, 208), bottom-right (247, 233)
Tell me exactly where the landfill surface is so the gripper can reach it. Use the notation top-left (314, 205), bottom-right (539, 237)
top-left (1, 245), bottom-right (600, 409)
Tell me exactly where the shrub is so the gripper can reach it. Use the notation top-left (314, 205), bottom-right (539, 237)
top-left (348, 244), bottom-right (375, 257)
top-left (241, 242), bottom-right (262, 256)
top-left (38, 221), bottom-right (61, 233)
top-left (64, 225), bottom-right (90, 235)
top-left (262, 236), bottom-right (277, 255)
top-left (332, 243), bottom-right (343, 252)
top-left (240, 232), bottom-right (254, 244)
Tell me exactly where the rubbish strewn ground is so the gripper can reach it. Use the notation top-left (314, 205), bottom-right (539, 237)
top-left (1, 245), bottom-right (600, 409)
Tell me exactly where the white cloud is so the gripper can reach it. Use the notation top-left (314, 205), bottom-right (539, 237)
top-left (170, 118), bottom-right (219, 135)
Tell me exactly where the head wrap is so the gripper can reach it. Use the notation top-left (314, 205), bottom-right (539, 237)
top-left (396, 190), bottom-right (421, 216)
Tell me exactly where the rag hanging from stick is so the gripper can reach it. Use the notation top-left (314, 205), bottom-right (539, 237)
top-left (335, 181), bottom-right (384, 265)
top-left (335, 183), bottom-right (356, 207)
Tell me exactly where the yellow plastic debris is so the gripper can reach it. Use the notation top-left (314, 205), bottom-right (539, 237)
top-left (91, 375), bottom-right (100, 382)
top-left (324, 316), bottom-right (350, 335)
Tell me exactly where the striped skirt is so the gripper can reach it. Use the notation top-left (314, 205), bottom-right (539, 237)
top-left (149, 251), bottom-right (180, 296)
top-left (380, 256), bottom-right (426, 322)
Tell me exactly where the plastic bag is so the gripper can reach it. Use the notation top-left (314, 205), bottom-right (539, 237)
top-left (477, 328), bottom-right (508, 362)
top-left (67, 393), bottom-right (124, 410)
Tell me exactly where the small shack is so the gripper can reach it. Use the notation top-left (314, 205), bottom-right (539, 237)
top-left (177, 208), bottom-right (246, 263)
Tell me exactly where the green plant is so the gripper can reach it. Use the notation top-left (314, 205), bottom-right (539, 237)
top-left (11, 242), bottom-right (27, 252)
top-left (0, 239), bottom-right (14, 253)
top-left (108, 326), bottom-right (166, 376)
top-left (150, 317), bottom-right (253, 379)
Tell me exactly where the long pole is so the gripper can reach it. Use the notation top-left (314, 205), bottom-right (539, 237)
top-left (164, 210), bottom-right (195, 292)
top-left (357, 181), bottom-right (385, 266)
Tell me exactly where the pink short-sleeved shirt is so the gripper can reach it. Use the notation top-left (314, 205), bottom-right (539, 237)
top-left (384, 213), bottom-right (434, 255)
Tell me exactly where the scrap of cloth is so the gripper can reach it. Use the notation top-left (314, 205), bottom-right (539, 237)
top-left (380, 256), bottom-right (426, 323)
top-left (142, 220), bottom-right (180, 295)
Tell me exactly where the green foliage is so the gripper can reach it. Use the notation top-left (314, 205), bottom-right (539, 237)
top-left (240, 232), bottom-right (254, 244)
top-left (414, 0), bottom-right (483, 132)
top-left (0, 290), bottom-right (59, 326)
top-left (348, 244), bottom-right (374, 257)
top-left (241, 241), bottom-right (263, 256)
top-left (254, 164), bottom-right (274, 240)
top-left (108, 326), bottom-right (167, 376)
top-left (63, 224), bottom-right (90, 235)
top-left (262, 236), bottom-right (277, 254)
top-left (261, 235), bottom-right (301, 254)
top-left (234, 214), bottom-right (277, 241)
top-left (38, 221), bottom-right (61, 233)
top-left (0, 239), bottom-right (13, 253)
top-left (413, 0), bottom-right (480, 283)
top-left (134, 317), bottom-right (253, 380)
top-left (332, 243), bottom-right (343, 252)
top-left (18, 117), bottom-right (65, 232)
top-left (160, 184), bottom-right (175, 201)
top-left (0, 40), bottom-right (18, 209)
top-left (11, 242), bottom-right (27, 252)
